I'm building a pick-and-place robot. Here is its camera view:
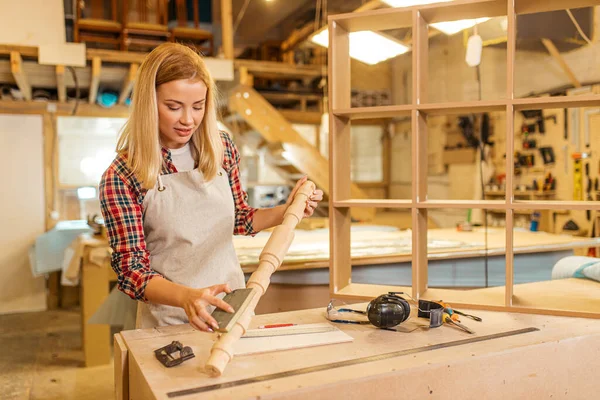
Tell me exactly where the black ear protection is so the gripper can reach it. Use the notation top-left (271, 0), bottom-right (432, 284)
top-left (327, 292), bottom-right (446, 330)
top-left (366, 292), bottom-right (411, 328)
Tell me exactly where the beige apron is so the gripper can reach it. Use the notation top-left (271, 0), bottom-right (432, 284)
top-left (136, 167), bottom-right (245, 329)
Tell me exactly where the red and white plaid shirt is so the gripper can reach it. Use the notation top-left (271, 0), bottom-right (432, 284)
top-left (99, 131), bottom-right (257, 301)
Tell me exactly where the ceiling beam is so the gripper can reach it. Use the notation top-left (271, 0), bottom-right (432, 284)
top-left (119, 63), bottom-right (138, 105)
top-left (55, 65), bottom-right (66, 103)
top-left (10, 51), bottom-right (31, 101)
top-left (89, 57), bottom-right (102, 104)
top-left (541, 38), bottom-right (582, 88)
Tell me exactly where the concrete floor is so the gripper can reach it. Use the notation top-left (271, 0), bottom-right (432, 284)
top-left (0, 309), bottom-right (113, 400)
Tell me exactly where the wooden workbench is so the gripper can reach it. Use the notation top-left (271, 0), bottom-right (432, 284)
top-left (79, 238), bottom-right (117, 367)
top-left (77, 227), bottom-right (600, 367)
top-left (115, 281), bottom-right (600, 399)
top-left (234, 226), bottom-right (600, 272)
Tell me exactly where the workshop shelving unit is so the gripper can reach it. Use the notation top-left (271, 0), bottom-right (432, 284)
top-left (328, 0), bottom-right (600, 319)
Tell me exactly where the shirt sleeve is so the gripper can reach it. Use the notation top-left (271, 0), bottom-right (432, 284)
top-left (99, 165), bottom-right (162, 301)
top-left (221, 131), bottom-right (259, 236)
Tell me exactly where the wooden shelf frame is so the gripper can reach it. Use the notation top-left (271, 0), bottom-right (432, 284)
top-left (328, 0), bottom-right (600, 319)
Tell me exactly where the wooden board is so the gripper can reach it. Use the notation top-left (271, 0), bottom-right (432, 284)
top-left (0, 0), bottom-right (66, 47)
top-left (114, 333), bottom-right (129, 400)
top-left (0, 114), bottom-right (46, 314)
top-left (232, 226), bottom-right (600, 271)
top-left (234, 324), bottom-right (353, 356)
top-left (120, 303), bottom-right (600, 399)
top-left (38, 43), bottom-right (86, 67)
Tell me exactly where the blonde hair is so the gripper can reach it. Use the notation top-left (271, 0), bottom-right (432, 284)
top-left (116, 43), bottom-right (223, 190)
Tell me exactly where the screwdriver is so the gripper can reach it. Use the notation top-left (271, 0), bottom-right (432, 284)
top-left (452, 309), bottom-right (482, 322)
top-left (443, 313), bottom-right (475, 334)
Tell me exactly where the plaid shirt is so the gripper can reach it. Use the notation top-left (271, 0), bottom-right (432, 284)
top-left (99, 131), bottom-right (257, 301)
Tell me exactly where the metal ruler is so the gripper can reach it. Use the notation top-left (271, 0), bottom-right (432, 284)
top-left (242, 325), bottom-right (337, 338)
top-left (167, 327), bottom-right (539, 398)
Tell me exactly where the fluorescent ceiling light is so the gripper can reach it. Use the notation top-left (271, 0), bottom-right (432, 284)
top-left (430, 18), bottom-right (490, 35)
top-left (381, 0), bottom-right (452, 7)
top-left (381, 0), bottom-right (491, 36)
top-left (311, 30), bottom-right (410, 65)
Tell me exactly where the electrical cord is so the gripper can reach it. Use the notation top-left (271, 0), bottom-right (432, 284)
top-left (67, 66), bottom-right (80, 115)
top-left (475, 63), bottom-right (489, 288)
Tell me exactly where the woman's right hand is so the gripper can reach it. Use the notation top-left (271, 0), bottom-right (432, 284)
top-left (180, 283), bottom-right (235, 332)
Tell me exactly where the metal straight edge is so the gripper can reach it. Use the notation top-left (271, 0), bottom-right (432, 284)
top-left (167, 327), bottom-right (540, 398)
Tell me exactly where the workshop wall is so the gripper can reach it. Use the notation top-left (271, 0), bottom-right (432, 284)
top-left (0, 114), bottom-right (47, 314)
top-left (387, 13), bottom-right (600, 232)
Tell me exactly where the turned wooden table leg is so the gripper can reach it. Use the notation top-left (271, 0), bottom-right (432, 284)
top-left (205, 180), bottom-right (315, 376)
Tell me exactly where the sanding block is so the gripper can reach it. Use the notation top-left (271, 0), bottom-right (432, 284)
top-left (211, 288), bottom-right (256, 333)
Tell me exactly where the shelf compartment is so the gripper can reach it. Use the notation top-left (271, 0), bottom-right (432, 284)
top-left (512, 201), bottom-right (600, 211)
top-left (512, 95), bottom-right (600, 110)
top-left (335, 283), bottom-right (413, 301)
top-left (516, 0), bottom-right (600, 15)
top-left (420, 0), bottom-right (507, 25)
top-left (418, 100), bottom-right (507, 116)
top-left (329, 0), bottom-right (505, 33)
top-left (333, 105), bottom-right (413, 120)
top-left (417, 200), bottom-right (507, 209)
top-left (333, 199), bottom-right (413, 208)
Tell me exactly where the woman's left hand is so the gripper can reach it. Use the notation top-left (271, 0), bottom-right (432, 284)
top-left (286, 176), bottom-right (324, 218)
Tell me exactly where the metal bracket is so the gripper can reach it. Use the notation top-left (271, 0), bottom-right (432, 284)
top-left (154, 341), bottom-right (195, 368)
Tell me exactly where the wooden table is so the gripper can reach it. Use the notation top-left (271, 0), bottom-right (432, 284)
top-left (77, 227), bottom-right (600, 367)
top-left (78, 238), bottom-right (117, 367)
top-left (114, 279), bottom-right (600, 399)
top-left (233, 226), bottom-right (600, 273)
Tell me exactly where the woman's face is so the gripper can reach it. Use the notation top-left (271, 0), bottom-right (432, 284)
top-left (156, 78), bottom-right (207, 149)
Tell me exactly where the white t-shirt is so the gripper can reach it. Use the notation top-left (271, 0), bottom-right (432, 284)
top-left (169, 142), bottom-right (195, 172)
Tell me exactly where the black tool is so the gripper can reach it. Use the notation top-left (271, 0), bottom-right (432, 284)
top-left (452, 309), bottom-right (483, 322)
top-left (366, 292), bottom-right (411, 328)
top-left (586, 163), bottom-right (592, 220)
top-left (443, 314), bottom-right (475, 334)
top-left (211, 288), bottom-right (256, 333)
top-left (523, 138), bottom-right (537, 149)
top-left (564, 108), bottom-right (568, 140)
top-left (539, 147), bottom-right (555, 165)
top-left (154, 341), bottom-right (195, 368)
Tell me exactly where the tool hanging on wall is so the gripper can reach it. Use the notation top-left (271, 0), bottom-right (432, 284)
top-left (586, 163), bottom-right (593, 221)
top-left (544, 173), bottom-right (556, 191)
top-left (540, 114), bottom-right (557, 134)
top-left (564, 108), bottom-right (568, 140)
top-left (523, 138), bottom-right (537, 149)
top-left (572, 152), bottom-right (590, 201)
top-left (539, 147), bottom-right (555, 165)
top-left (571, 109), bottom-right (580, 151)
top-left (563, 145), bottom-right (569, 174)
top-left (517, 152), bottom-right (535, 168)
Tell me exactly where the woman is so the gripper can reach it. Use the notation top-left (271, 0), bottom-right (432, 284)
top-left (99, 43), bottom-right (323, 332)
